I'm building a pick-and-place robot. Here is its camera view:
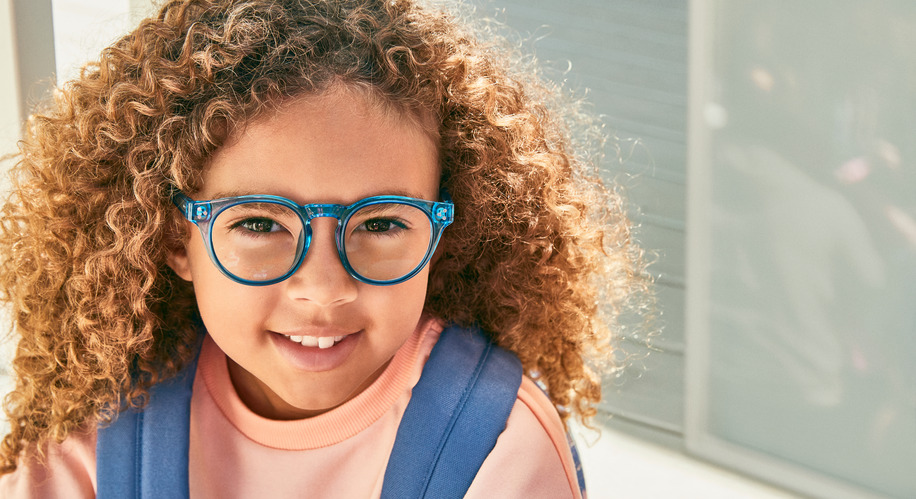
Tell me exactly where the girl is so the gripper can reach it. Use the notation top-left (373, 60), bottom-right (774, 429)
top-left (0, 0), bottom-right (649, 496)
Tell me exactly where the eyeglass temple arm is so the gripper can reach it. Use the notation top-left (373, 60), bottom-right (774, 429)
top-left (435, 190), bottom-right (455, 225)
top-left (171, 190), bottom-right (212, 222)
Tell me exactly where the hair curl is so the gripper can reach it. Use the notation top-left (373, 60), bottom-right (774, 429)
top-left (0, 0), bottom-right (650, 473)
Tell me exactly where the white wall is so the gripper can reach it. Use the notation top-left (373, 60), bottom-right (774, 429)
top-left (0, 0), bottom-right (21, 160)
top-left (52, 0), bottom-right (133, 84)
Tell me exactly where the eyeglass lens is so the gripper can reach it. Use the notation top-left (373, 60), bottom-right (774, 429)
top-left (209, 201), bottom-right (433, 283)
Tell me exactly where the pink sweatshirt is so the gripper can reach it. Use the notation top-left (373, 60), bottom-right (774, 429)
top-left (1, 318), bottom-right (583, 498)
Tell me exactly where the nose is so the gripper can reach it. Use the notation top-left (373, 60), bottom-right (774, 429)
top-left (283, 217), bottom-right (358, 306)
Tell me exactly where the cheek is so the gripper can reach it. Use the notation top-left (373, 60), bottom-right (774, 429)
top-left (396, 268), bottom-right (431, 311)
top-left (363, 269), bottom-right (430, 328)
top-left (194, 279), bottom-right (264, 333)
top-left (186, 237), bottom-right (275, 330)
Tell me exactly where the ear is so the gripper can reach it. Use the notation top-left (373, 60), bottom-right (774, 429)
top-left (166, 244), bottom-right (193, 282)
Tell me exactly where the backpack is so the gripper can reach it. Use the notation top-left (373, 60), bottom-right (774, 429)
top-left (96, 324), bottom-right (585, 498)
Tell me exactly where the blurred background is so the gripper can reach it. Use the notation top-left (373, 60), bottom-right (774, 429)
top-left (1, 1), bottom-right (914, 497)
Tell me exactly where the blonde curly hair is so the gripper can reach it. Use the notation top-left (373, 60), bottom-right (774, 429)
top-left (0, 0), bottom-right (649, 473)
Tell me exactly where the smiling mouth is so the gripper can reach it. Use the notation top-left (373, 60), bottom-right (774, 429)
top-left (284, 334), bottom-right (347, 349)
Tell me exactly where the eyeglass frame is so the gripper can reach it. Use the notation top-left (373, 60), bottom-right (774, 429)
top-left (171, 190), bottom-right (454, 287)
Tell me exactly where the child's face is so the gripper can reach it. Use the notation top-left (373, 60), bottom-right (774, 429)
top-left (168, 87), bottom-right (440, 419)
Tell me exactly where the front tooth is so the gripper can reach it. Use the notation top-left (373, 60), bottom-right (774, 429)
top-left (334, 335), bottom-right (344, 342)
top-left (290, 335), bottom-right (303, 342)
top-left (318, 336), bottom-right (335, 349)
top-left (300, 336), bottom-right (319, 347)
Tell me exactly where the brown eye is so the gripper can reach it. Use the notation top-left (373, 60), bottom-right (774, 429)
top-left (364, 219), bottom-right (392, 232)
top-left (240, 218), bottom-right (278, 233)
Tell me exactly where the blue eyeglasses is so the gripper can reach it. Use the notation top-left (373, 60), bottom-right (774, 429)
top-left (172, 191), bottom-right (454, 286)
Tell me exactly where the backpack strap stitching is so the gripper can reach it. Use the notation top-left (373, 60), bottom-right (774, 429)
top-left (134, 412), bottom-right (143, 499)
top-left (417, 338), bottom-right (493, 495)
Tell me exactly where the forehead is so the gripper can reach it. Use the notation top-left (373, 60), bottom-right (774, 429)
top-left (200, 86), bottom-right (441, 204)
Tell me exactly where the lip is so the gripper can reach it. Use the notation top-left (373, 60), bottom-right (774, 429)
top-left (270, 330), bottom-right (361, 372)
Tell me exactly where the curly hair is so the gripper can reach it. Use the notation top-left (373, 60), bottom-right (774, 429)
top-left (0, 0), bottom-right (649, 473)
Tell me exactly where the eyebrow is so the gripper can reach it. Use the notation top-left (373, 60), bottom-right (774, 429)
top-left (354, 202), bottom-right (420, 217)
top-left (207, 188), bottom-right (433, 203)
top-left (225, 202), bottom-right (298, 217)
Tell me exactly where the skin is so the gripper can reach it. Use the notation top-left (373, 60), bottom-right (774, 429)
top-left (167, 86), bottom-right (440, 420)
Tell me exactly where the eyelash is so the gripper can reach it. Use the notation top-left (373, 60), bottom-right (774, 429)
top-left (364, 218), bottom-right (403, 230)
top-left (230, 217), bottom-right (285, 234)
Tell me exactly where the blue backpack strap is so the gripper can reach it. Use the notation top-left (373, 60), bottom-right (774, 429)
top-left (381, 324), bottom-right (523, 499)
top-left (96, 353), bottom-right (199, 499)
top-left (567, 420), bottom-right (588, 497)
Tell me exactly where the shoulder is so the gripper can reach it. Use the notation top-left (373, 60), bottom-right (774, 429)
top-left (465, 377), bottom-right (583, 499)
top-left (0, 426), bottom-right (97, 498)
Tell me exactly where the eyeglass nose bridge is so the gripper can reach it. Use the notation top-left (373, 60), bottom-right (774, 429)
top-left (298, 204), bottom-right (348, 245)
top-left (302, 204), bottom-right (346, 221)
top-left (292, 200), bottom-right (428, 286)
top-left (293, 204), bottom-right (348, 273)
top-left (298, 204), bottom-right (348, 241)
